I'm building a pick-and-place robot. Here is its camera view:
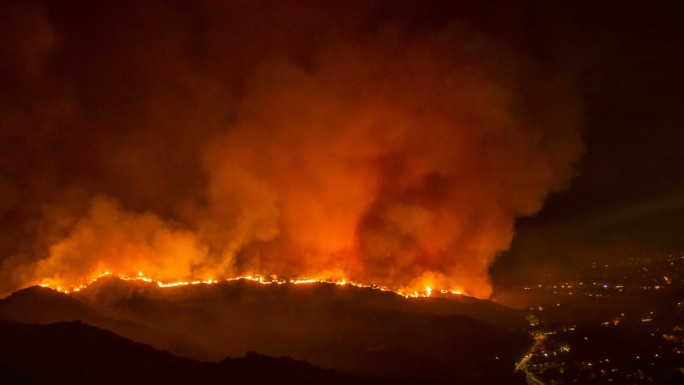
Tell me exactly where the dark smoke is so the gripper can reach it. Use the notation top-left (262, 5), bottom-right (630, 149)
top-left (0, 0), bottom-right (583, 297)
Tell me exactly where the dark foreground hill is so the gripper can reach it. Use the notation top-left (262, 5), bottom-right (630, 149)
top-left (0, 279), bottom-right (530, 385)
top-left (0, 319), bottom-right (431, 385)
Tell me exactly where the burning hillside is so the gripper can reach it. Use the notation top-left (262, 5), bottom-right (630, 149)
top-left (0, 277), bottom-right (529, 384)
top-left (0, 1), bottom-right (582, 298)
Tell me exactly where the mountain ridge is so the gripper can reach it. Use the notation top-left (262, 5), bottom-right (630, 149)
top-left (0, 318), bottom-right (431, 385)
top-left (0, 279), bottom-right (530, 384)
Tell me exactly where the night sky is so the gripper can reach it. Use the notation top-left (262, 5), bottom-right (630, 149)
top-left (492, 0), bottom-right (684, 285)
top-left (1, 0), bottom-right (682, 296)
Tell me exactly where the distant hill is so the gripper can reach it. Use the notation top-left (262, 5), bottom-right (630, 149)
top-left (0, 319), bottom-right (421, 385)
top-left (0, 279), bottom-right (530, 385)
top-left (0, 285), bottom-right (209, 359)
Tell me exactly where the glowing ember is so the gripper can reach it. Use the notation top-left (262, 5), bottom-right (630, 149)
top-left (38, 271), bottom-right (464, 299)
top-left (0, 3), bottom-right (582, 300)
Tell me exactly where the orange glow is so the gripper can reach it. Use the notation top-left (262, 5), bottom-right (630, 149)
top-left (38, 271), bottom-right (466, 299)
top-left (4, 14), bottom-right (582, 300)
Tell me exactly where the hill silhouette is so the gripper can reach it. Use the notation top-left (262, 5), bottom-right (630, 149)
top-left (0, 318), bottom-right (432, 385)
top-left (0, 279), bottom-right (530, 384)
top-left (0, 285), bottom-right (208, 358)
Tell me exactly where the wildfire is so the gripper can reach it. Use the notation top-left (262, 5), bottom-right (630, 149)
top-left (38, 271), bottom-right (466, 299)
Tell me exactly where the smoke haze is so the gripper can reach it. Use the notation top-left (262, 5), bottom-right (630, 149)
top-left (0, 0), bottom-right (583, 297)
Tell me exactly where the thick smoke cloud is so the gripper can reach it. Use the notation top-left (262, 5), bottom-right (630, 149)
top-left (0, 0), bottom-right (582, 297)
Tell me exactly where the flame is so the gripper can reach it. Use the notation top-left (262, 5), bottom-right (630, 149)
top-left (2, 5), bottom-right (583, 300)
top-left (38, 271), bottom-right (465, 299)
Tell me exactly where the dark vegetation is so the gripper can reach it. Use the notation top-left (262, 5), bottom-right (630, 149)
top-left (0, 280), bottom-right (529, 385)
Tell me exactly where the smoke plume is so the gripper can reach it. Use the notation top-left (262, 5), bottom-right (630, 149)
top-left (0, 0), bottom-right (582, 297)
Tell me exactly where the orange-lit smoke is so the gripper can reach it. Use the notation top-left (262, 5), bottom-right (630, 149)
top-left (0, 1), bottom-right (582, 298)
top-left (195, 26), bottom-right (582, 297)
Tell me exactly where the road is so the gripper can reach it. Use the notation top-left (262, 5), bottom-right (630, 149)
top-left (515, 334), bottom-right (546, 385)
